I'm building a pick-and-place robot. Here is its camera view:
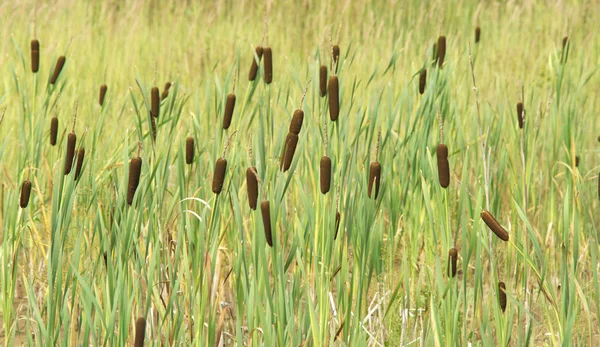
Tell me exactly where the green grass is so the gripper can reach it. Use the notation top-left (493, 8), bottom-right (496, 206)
top-left (1, 0), bottom-right (600, 345)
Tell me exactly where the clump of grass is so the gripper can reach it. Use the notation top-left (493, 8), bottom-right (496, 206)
top-left (161, 82), bottom-right (171, 100)
top-left (263, 47), bottom-right (273, 84)
top-left (419, 69), bottom-right (427, 94)
top-left (151, 87), bottom-right (160, 118)
top-left (481, 210), bottom-right (509, 241)
top-left (319, 65), bottom-right (327, 97)
top-left (31, 39), bottom-right (40, 73)
top-left (64, 101), bottom-right (78, 175)
top-left (134, 317), bottom-right (146, 347)
top-left (50, 116), bottom-right (58, 146)
top-left (74, 147), bottom-right (85, 181)
top-left (437, 36), bottom-right (446, 68)
top-left (475, 26), bottom-right (481, 43)
top-left (448, 248), bottom-right (458, 278)
top-left (50, 56), bottom-right (66, 84)
top-left (99, 84), bottom-right (108, 106)
top-left (517, 102), bottom-right (524, 129)
top-left (368, 131), bottom-right (382, 199)
top-left (498, 282), bottom-right (507, 313)
top-left (20, 179), bottom-right (32, 208)
top-left (261, 200), bottom-right (273, 246)
top-left (185, 137), bottom-right (194, 165)
top-left (248, 46), bottom-right (263, 81)
top-left (127, 143), bottom-right (143, 206)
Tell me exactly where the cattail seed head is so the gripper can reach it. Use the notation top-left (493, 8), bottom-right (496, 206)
top-left (475, 26), bottom-right (481, 43)
top-left (281, 133), bottom-right (299, 172)
top-left (289, 109), bottom-right (304, 134)
top-left (448, 248), bottom-right (458, 278)
top-left (31, 39), bottom-right (40, 73)
top-left (575, 156), bottom-right (579, 167)
top-left (334, 210), bottom-right (341, 240)
top-left (261, 200), bottom-right (273, 246)
top-left (127, 156), bottom-right (142, 205)
top-left (64, 132), bottom-right (77, 175)
top-left (319, 65), bottom-right (327, 97)
top-left (419, 69), bottom-right (427, 94)
top-left (481, 210), bottom-right (509, 241)
top-left (161, 82), bottom-right (171, 100)
top-left (134, 317), bottom-right (146, 347)
top-left (74, 148), bottom-right (85, 181)
top-left (151, 87), bottom-right (160, 118)
top-left (328, 76), bottom-right (339, 121)
top-left (332, 44), bottom-right (340, 67)
top-left (99, 84), bottom-right (108, 106)
top-left (222, 93), bottom-right (236, 129)
top-left (368, 161), bottom-right (382, 199)
top-left (50, 117), bottom-right (58, 146)
top-left (498, 282), bottom-right (507, 313)
top-left (50, 56), bottom-right (66, 84)
top-left (246, 167), bottom-right (258, 210)
top-left (248, 46), bottom-right (263, 81)
top-left (436, 144), bottom-right (450, 188)
top-left (263, 47), bottom-right (273, 84)
top-left (212, 158), bottom-right (227, 194)
top-left (562, 36), bottom-right (569, 63)
top-left (20, 180), bottom-right (32, 208)
top-left (437, 36), bottom-right (446, 68)
top-left (517, 102), bottom-right (524, 129)
top-left (185, 137), bottom-right (194, 164)
top-left (320, 156), bottom-right (332, 194)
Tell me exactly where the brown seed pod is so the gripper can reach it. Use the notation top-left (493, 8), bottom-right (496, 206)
top-left (151, 87), bottom-right (160, 118)
top-left (185, 137), bottom-right (194, 164)
top-left (127, 156), bottom-right (142, 205)
top-left (50, 56), bottom-right (66, 84)
top-left (368, 161), bottom-right (381, 199)
top-left (481, 210), bottom-right (510, 241)
top-left (334, 210), bottom-right (341, 240)
top-left (161, 82), bottom-right (172, 100)
top-left (332, 44), bottom-right (340, 68)
top-left (498, 282), bottom-right (507, 313)
top-left (246, 167), bottom-right (258, 210)
top-left (50, 117), bottom-right (58, 146)
top-left (320, 156), bottom-right (332, 194)
top-left (134, 317), bottom-right (146, 347)
top-left (448, 248), bottom-right (458, 278)
top-left (212, 158), bottom-right (227, 194)
top-left (575, 156), bottom-right (580, 167)
top-left (475, 26), bottom-right (481, 43)
top-left (562, 36), bottom-right (569, 63)
top-left (261, 200), bottom-right (273, 246)
top-left (263, 47), bottom-right (273, 84)
top-left (436, 144), bottom-right (450, 188)
top-left (328, 76), bottom-right (339, 121)
top-left (99, 84), bottom-right (108, 106)
top-left (517, 102), bottom-right (524, 129)
top-left (319, 65), bottom-right (327, 97)
top-left (64, 132), bottom-right (77, 175)
top-left (280, 133), bottom-right (299, 172)
top-left (248, 46), bottom-right (263, 81)
top-left (20, 180), bottom-right (32, 208)
top-left (289, 109), bottom-right (304, 134)
top-left (74, 148), bottom-right (85, 181)
top-left (419, 69), bottom-right (427, 94)
top-left (437, 36), bottom-right (446, 68)
top-left (31, 39), bottom-right (40, 73)
top-left (222, 93), bottom-right (236, 129)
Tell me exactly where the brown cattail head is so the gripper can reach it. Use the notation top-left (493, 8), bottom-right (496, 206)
top-left (248, 46), bottom-right (263, 81)
top-left (481, 210), bottom-right (509, 241)
top-left (99, 84), bottom-right (108, 106)
top-left (263, 47), bottom-right (273, 84)
top-left (498, 282), bottom-right (507, 312)
top-left (419, 69), bottom-right (427, 94)
top-left (64, 132), bottom-right (77, 175)
top-left (151, 87), bottom-right (160, 118)
top-left (517, 102), bottom-right (524, 129)
top-left (334, 210), bottom-right (341, 240)
top-left (437, 36), bottom-right (446, 68)
top-left (222, 93), bottom-right (236, 129)
top-left (368, 161), bottom-right (382, 199)
top-left (319, 65), bottom-right (328, 97)
top-left (562, 36), bottom-right (569, 63)
top-left (185, 137), bottom-right (194, 164)
top-left (475, 26), bottom-right (481, 43)
top-left (328, 76), bottom-right (339, 121)
top-left (246, 167), bottom-right (258, 210)
top-left (212, 158), bottom-right (227, 194)
top-left (332, 44), bottom-right (340, 68)
top-left (161, 82), bottom-right (172, 100)
top-left (134, 317), bottom-right (146, 347)
top-left (20, 180), bottom-right (32, 208)
top-left (280, 133), bottom-right (299, 172)
top-left (50, 117), bottom-right (58, 146)
top-left (31, 40), bottom-right (40, 73)
top-left (261, 200), bottom-right (273, 246)
top-left (74, 148), bottom-right (85, 181)
top-left (320, 156), bottom-right (332, 194)
top-left (448, 248), bottom-right (458, 278)
top-left (127, 156), bottom-right (143, 205)
top-left (436, 144), bottom-right (450, 188)
top-left (575, 156), bottom-right (580, 167)
top-left (289, 109), bottom-right (304, 134)
top-left (50, 56), bottom-right (66, 84)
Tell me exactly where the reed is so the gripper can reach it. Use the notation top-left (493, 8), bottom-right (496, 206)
top-left (134, 317), bottom-right (146, 347)
top-left (498, 282), bottom-right (507, 313)
top-left (223, 93), bottom-right (236, 129)
top-left (319, 65), bottom-right (327, 97)
top-left (320, 156), bottom-right (331, 194)
top-left (212, 158), bottom-right (227, 194)
top-left (31, 39), bottom-right (40, 73)
top-left (74, 148), bottom-right (85, 181)
top-left (448, 248), bottom-right (458, 278)
top-left (151, 87), bottom-right (160, 118)
top-left (261, 200), bottom-right (273, 246)
top-left (328, 76), bottom-right (339, 121)
top-left (50, 56), bottom-right (66, 84)
top-left (50, 117), bottom-right (58, 146)
top-left (185, 137), bottom-right (194, 164)
top-left (436, 144), bottom-right (450, 188)
top-left (289, 109), bottom-right (304, 135)
top-left (475, 26), bottom-right (481, 43)
top-left (437, 36), bottom-right (446, 68)
top-left (246, 167), bottom-right (258, 210)
top-left (161, 82), bottom-right (171, 100)
top-left (419, 69), bottom-right (427, 94)
top-left (64, 133), bottom-right (76, 175)
top-left (481, 210), bottom-right (509, 241)
top-left (127, 155), bottom-right (142, 206)
top-left (332, 44), bottom-right (340, 70)
top-left (280, 133), bottom-right (299, 172)
top-left (99, 84), bottom-right (108, 106)
top-left (263, 47), bottom-right (273, 84)
top-left (517, 102), bottom-right (524, 129)
top-left (248, 46), bottom-right (263, 81)
top-left (20, 180), bottom-right (32, 208)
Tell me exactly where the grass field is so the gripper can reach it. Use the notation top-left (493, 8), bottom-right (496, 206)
top-left (1, 0), bottom-right (600, 345)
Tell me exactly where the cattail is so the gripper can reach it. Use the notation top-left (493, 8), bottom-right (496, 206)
top-left (332, 44), bottom-right (340, 68)
top-left (562, 36), bottom-right (569, 63)
top-left (334, 210), bottom-right (341, 240)
top-left (481, 210), bottom-right (509, 241)
top-left (475, 26), bottom-right (481, 43)
top-left (151, 87), bottom-right (160, 118)
top-left (289, 109), bottom-right (304, 134)
top-left (50, 117), bottom-right (58, 146)
top-left (31, 39), bottom-right (40, 73)
top-left (419, 69), bottom-right (427, 94)
top-left (498, 282), bottom-right (507, 312)
top-left (99, 84), bottom-right (108, 106)
top-left (437, 36), bottom-right (446, 68)
top-left (436, 144), bottom-right (450, 188)
top-left (20, 180), bottom-right (32, 208)
top-left (134, 317), bottom-right (146, 347)
top-left (49, 56), bottom-right (66, 84)
top-left (575, 156), bottom-right (580, 167)
top-left (280, 133), bottom-right (299, 172)
top-left (222, 93), bottom-right (236, 129)
top-left (212, 158), bottom-right (227, 194)
top-left (161, 82), bottom-right (171, 100)
top-left (246, 167), bottom-right (258, 210)
top-left (248, 46), bottom-right (263, 81)
top-left (64, 133), bottom-right (77, 175)
top-left (185, 137), bottom-right (194, 164)
top-left (368, 162), bottom-right (381, 199)
top-left (448, 248), bottom-right (458, 278)
top-left (74, 148), bottom-right (85, 181)
top-left (263, 47), bottom-right (273, 84)
top-left (328, 76), bottom-right (339, 121)
top-left (127, 156), bottom-right (142, 205)
top-left (261, 200), bottom-right (273, 246)
top-left (320, 156), bottom-right (332, 194)
top-left (319, 65), bottom-right (327, 97)
top-left (517, 102), bottom-right (524, 129)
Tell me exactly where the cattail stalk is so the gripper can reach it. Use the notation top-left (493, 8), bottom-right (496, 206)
top-left (50, 56), bottom-right (66, 84)
top-left (20, 180), bottom-right (32, 208)
top-left (261, 200), bottom-right (273, 246)
top-left (332, 44), bottom-right (340, 71)
top-left (368, 132), bottom-right (382, 199)
top-left (481, 210), bottom-right (509, 241)
top-left (289, 109), bottom-right (304, 135)
top-left (562, 36), bottom-right (569, 63)
top-left (31, 40), bottom-right (40, 73)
